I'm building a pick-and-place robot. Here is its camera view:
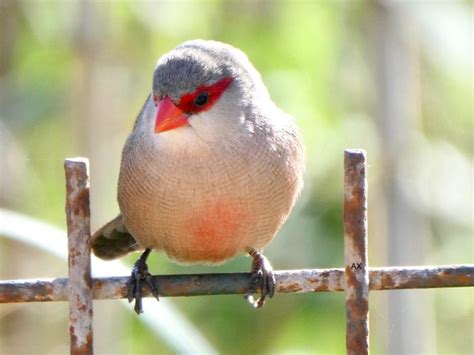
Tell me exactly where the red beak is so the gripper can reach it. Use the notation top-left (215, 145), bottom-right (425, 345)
top-left (154, 97), bottom-right (189, 133)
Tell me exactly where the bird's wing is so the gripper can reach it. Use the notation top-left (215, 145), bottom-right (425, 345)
top-left (91, 214), bottom-right (140, 260)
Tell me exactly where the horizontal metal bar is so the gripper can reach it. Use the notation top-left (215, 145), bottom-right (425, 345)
top-left (0, 265), bottom-right (472, 304)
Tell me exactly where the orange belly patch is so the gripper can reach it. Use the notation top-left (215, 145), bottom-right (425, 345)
top-left (182, 200), bottom-right (253, 263)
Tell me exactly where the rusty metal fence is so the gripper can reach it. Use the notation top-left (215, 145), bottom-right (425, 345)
top-left (0, 150), bottom-right (472, 355)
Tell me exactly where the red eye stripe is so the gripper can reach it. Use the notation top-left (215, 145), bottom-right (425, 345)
top-left (177, 77), bottom-right (234, 114)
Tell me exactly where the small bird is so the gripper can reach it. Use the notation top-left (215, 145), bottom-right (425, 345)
top-left (91, 40), bottom-right (305, 314)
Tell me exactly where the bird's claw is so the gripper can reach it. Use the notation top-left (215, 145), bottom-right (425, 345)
top-left (128, 249), bottom-right (159, 314)
top-left (244, 249), bottom-right (276, 308)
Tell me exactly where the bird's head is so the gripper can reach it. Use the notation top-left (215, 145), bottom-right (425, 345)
top-left (148, 40), bottom-right (270, 142)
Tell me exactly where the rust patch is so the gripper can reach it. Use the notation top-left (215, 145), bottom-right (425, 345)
top-left (73, 189), bottom-right (90, 218)
top-left (315, 283), bottom-right (329, 292)
top-left (279, 282), bottom-right (303, 293)
top-left (453, 273), bottom-right (473, 285)
top-left (381, 273), bottom-right (394, 289)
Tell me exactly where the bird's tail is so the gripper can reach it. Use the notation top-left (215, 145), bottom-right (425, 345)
top-left (91, 214), bottom-right (140, 260)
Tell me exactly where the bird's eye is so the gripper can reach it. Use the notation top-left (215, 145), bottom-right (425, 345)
top-left (194, 92), bottom-right (209, 106)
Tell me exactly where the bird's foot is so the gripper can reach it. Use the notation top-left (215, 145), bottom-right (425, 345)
top-left (244, 248), bottom-right (276, 308)
top-left (128, 248), bottom-right (159, 314)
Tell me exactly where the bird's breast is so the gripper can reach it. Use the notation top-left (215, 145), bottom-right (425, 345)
top-left (118, 127), bottom-right (302, 264)
top-left (180, 199), bottom-right (256, 263)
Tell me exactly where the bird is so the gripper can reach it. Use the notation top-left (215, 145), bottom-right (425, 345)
top-left (91, 40), bottom-right (305, 314)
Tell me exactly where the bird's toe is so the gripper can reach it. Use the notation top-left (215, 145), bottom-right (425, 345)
top-left (245, 248), bottom-right (276, 308)
top-left (127, 249), bottom-right (159, 315)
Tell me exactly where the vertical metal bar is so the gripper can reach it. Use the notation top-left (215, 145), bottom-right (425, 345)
top-left (65, 158), bottom-right (93, 355)
top-left (344, 149), bottom-right (369, 355)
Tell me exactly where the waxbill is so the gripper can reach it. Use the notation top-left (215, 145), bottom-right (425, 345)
top-left (92, 40), bottom-right (305, 314)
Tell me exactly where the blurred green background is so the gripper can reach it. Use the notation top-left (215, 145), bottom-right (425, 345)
top-left (0, 0), bottom-right (472, 354)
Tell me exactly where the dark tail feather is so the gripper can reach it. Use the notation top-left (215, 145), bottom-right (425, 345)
top-left (91, 214), bottom-right (140, 260)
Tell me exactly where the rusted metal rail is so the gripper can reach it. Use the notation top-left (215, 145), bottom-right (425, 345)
top-left (65, 158), bottom-right (93, 355)
top-left (0, 152), bottom-right (473, 355)
top-left (0, 266), bottom-right (472, 303)
top-left (343, 150), bottom-right (369, 355)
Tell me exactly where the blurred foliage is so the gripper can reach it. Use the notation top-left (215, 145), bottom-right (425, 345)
top-left (0, 0), bottom-right (472, 354)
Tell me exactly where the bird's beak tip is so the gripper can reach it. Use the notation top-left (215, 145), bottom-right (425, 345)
top-left (154, 97), bottom-right (189, 134)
